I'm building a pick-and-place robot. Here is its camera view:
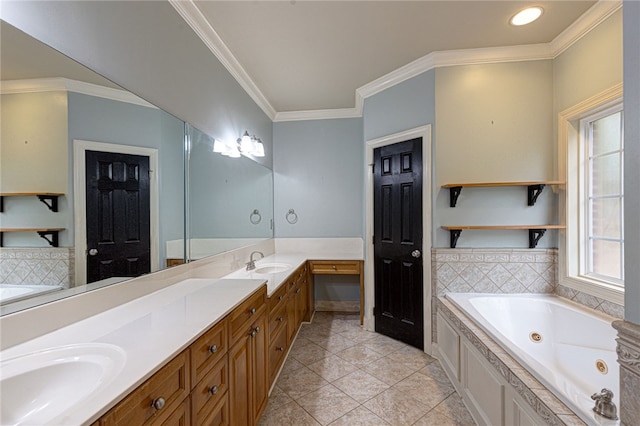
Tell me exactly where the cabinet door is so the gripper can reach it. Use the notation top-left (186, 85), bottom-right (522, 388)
top-left (251, 313), bottom-right (269, 424)
top-left (229, 334), bottom-right (252, 426)
top-left (287, 292), bottom-right (296, 343)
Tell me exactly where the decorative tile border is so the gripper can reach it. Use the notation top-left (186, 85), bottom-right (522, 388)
top-left (0, 248), bottom-right (74, 288)
top-left (556, 284), bottom-right (624, 319)
top-left (437, 297), bottom-right (587, 426)
top-left (612, 320), bottom-right (640, 424)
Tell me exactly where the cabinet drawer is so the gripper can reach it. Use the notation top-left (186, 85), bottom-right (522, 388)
top-left (102, 350), bottom-right (190, 426)
top-left (268, 283), bottom-right (288, 312)
top-left (269, 301), bottom-right (287, 343)
top-left (191, 318), bottom-right (228, 385)
top-left (268, 325), bottom-right (288, 386)
top-left (309, 260), bottom-right (360, 275)
top-left (192, 356), bottom-right (228, 425)
top-left (196, 392), bottom-right (228, 426)
top-left (229, 287), bottom-right (266, 344)
top-left (155, 397), bottom-right (190, 426)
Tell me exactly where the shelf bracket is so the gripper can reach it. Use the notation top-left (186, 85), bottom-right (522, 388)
top-left (37, 195), bottom-right (59, 212)
top-left (449, 186), bottom-right (462, 207)
top-left (449, 229), bottom-right (462, 248)
top-left (527, 184), bottom-right (545, 206)
top-left (528, 229), bottom-right (546, 248)
top-left (37, 230), bottom-right (60, 247)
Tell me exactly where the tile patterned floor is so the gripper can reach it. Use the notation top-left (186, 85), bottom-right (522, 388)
top-left (259, 312), bottom-right (476, 426)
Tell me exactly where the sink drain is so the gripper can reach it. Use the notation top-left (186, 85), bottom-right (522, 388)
top-left (596, 359), bottom-right (608, 374)
top-left (529, 332), bottom-right (543, 343)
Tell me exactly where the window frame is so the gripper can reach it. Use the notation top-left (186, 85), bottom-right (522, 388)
top-left (558, 84), bottom-right (624, 305)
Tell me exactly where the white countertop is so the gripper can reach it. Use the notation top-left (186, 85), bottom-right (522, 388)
top-left (0, 278), bottom-right (266, 425)
top-left (0, 251), bottom-right (364, 425)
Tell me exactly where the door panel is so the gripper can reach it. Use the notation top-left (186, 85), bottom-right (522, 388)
top-left (86, 150), bottom-right (151, 283)
top-left (374, 138), bottom-right (423, 349)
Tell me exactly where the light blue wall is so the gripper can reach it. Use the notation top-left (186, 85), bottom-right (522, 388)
top-left (1, 0), bottom-right (273, 170)
top-left (273, 118), bottom-right (364, 238)
top-left (68, 92), bottom-right (184, 264)
top-left (363, 70), bottom-right (436, 142)
top-left (624, 0), bottom-right (640, 324)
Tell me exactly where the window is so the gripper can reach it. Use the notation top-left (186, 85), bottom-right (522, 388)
top-left (580, 106), bottom-right (624, 285)
top-left (558, 84), bottom-right (624, 304)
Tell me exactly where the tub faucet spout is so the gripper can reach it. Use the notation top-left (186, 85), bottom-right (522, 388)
top-left (591, 388), bottom-right (618, 420)
top-left (246, 251), bottom-right (264, 271)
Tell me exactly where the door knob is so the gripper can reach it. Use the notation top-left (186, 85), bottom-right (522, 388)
top-left (411, 250), bottom-right (421, 258)
top-left (88, 248), bottom-right (98, 256)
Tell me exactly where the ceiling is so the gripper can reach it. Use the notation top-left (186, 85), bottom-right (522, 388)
top-left (190, 0), bottom-right (597, 113)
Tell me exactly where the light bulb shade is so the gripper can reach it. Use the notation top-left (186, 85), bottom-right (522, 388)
top-left (227, 147), bottom-right (241, 158)
top-left (253, 139), bottom-right (265, 157)
top-left (510, 7), bottom-right (543, 26)
top-left (240, 131), bottom-right (253, 152)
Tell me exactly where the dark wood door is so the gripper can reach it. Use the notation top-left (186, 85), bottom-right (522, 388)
top-left (373, 138), bottom-right (423, 349)
top-left (86, 150), bottom-right (151, 283)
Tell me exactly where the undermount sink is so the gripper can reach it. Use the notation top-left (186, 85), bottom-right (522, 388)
top-left (0, 343), bottom-right (126, 425)
top-left (254, 263), bottom-right (292, 274)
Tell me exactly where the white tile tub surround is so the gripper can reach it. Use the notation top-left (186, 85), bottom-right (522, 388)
top-left (556, 284), bottom-right (624, 319)
top-left (0, 248), bottom-right (74, 288)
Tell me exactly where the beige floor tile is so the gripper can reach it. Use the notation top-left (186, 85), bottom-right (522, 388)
top-left (332, 370), bottom-right (390, 403)
top-left (313, 334), bottom-right (358, 353)
top-left (289, 337), bottom-right (332, 365)
top-left (258, 401), bottom-right (321, 426)
top-left (338, 327), bottom-right (379, 344)
top-left (413, 410), bottom-right (459, 426)
top-left (393, 372), bottom-right (455, 409)
top-left (388, 345), bottom-right (437, 370)
top-left (417, 360), bottom-right (453, 386)
top-left (307, 354), bottom-right (360, 382)
top-left (277, 366), bottom-right (330, 400)
top-left (335, 344), bottom-right (385, 367)
top-left (296, 384), bottom-right (360, 425)
top-left (328, 406), bottom-right (391, 425)
top-left (434, 393), bottom-right (476, 425)
top-left (363, 388), bottom-right (432, 425)
top-left (280, 355), bottom-right (305, 376)
top-left (323, 320), bottom-right (355, 334)
top-left (298, 324), bottom-right (333, 341)
top-left (311, 312), bottom-right (336, 324)
top-left (263, 386), bottom-right (293, 415)
top-left (363, 335), bottom-right (409, 355)
top-left (362, 355), bottom-right (417, 385)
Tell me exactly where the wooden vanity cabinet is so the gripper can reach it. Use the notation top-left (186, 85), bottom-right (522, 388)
top-left (97, 285), bottom-right (269, 426)
top-left (229, 286), bottom-right (268, 426)
top-left (100, 350), bottom-right (191, 426)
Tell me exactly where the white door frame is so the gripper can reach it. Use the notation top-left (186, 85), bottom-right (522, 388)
top-left (73, 140), bottom-right (159, 286)
top-left (364, 125), bottom-right (433, 355)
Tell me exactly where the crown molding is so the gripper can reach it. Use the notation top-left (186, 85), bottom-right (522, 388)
top-left (168, 0), bottom-right (277, 120)
top-left (1, 77), bottom-right (158, 108)
top-left (172, 0), bottom-right (620, 123)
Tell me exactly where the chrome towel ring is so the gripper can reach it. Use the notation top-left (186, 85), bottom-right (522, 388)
top-left (286, 209), bottom-right (298, 224)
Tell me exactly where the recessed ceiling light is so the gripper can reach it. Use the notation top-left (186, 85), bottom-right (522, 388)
top-left (510, 6), bottom-right (543, 26)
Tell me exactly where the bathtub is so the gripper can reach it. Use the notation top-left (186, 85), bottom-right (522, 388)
top-left (446, 293), bottom-right (619, 425)
top-left (0, 284), bottom-right (62, 305)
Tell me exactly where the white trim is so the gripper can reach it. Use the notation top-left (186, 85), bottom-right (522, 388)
top-left (365, 125), bottom-right (433, 355)
top-left (168, 0), bottom-right (276, 120)
top-left (557, 83), bottom-right (624, 306)
top-left (170, 0), bottom-right (620, 122)
top-left (1, 78), bottom-right (158, 109)
top-left (73, 140), bottom-right (159, 286)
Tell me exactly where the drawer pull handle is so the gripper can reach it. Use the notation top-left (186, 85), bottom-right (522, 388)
top-left (278, 295), bottom-right (284, 301)
top-left (209, 385), bottom-right (219, 395)
top-left (277, 316), bottom-right (284, 322)
top-left (250, 330), bottom-right (257, 337)
top-left (296, 288), bottom-right (301, 294)
top-left (151, 397), bottom-right (166, 411)
top-left (332, 265), bottom-right (337, 270)
top-left (255, 326), bottom-right (260, 333)
top-left (249, 307), bottom-right (256, 315)
top-left (208, 344), bottom-right (218, 354)
top-left (277, 346), bottom-right (284, 352)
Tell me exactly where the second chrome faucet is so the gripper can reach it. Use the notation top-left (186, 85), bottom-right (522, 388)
top-left (246, 251), bottom-right (264, 271)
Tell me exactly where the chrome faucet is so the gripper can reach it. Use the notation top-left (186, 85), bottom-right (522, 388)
top-left (591, 388), bottom-right (618, 420)
top-left (246, 251), bottom-right (264, 271)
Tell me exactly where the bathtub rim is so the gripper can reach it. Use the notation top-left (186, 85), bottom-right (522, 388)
top-left (436, 296), bottom-right (618, 426)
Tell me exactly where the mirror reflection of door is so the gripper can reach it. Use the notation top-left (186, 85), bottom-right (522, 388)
top-left (373, 138), bottom-right (424, 350)
top-left (85, 150), bottom-right (151, 283)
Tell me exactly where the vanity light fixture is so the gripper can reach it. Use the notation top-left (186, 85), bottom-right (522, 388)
top-left (510, 6), bottom-right (543, 26)
top-left (237, 130), bottom-right (266, 157)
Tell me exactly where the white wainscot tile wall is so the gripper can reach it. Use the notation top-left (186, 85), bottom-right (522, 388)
top-left (0, 248), bottom-right (74, 288)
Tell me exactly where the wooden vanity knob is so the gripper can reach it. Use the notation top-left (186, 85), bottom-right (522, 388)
top-left (277, 316), bottom-right (284, 322)
top-left (208, 344), bottom-right (218, 354)
top-left (209, 385), bottom-right (219, 395)
top-left (332, 265), bottom-right (337, 270)
top-left (277, 347), bottom-right (284, 352)
top-left (151, 397), bottom-right (166, 410)
top-left (249, 307), bottom-right (256, 315)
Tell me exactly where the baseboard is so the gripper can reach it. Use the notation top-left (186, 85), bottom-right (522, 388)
top-left (315, 300), bottom-right (359, 312)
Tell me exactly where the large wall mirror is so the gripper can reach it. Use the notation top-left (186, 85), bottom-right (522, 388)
top-left (0, 19), bottom-right (274, 316)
